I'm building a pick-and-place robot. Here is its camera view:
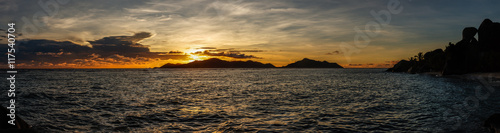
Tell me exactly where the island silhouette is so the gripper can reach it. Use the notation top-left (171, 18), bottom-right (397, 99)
top-left (387, 18), bottom-right (500, 75)
top-left (283, 58), bottom-right (343, 68)
top-left (160, 58), bottom-right (343, 68)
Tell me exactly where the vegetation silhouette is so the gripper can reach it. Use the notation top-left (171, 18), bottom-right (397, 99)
top-left (387, 19), bottom-right (500, 75)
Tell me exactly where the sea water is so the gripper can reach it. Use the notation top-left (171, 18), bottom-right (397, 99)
top-left (1, 69), bottom-right (499, 132)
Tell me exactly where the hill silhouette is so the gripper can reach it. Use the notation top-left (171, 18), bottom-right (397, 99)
top-left (387, 18), bottom-right (500, 75)
top-left (160, 58), bottom-right (275, 68)
top-left (160, 58), bottom-right (343, 68)
top-left (284, 58), bottom-right (343, 68)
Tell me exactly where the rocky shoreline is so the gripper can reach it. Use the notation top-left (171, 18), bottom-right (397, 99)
top-left (387, 18), bottom-right (500, 75)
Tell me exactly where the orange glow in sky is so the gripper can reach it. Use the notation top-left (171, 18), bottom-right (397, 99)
top-left (3, 0), bottom-right (499, 69)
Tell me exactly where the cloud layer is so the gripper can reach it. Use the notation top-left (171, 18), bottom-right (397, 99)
top-left (1, 32), bottom-right (189, 68)
top-left (192, 47), bottom-right (263, 59)
top-left (2, 0), bottom-right (500, 67)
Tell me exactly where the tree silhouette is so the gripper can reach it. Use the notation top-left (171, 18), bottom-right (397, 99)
top-left (388, 19), bottom-right (500, 75)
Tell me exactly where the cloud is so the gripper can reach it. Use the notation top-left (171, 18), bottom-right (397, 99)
top-left (325, 50), bottom-right (342, 55)
top-left (3, 0), bottom-right (500, 67)
top-left (12, 39), bottom-right (94, 64)
top-left (125, 8), bottom-right (166, 14)
top-left (88, 32), bottom-right (153, 57)
top-left (267, 8), bottom-right (307, 13)
top-left (0, 28), bottom-right (23, 41)
top-left (0, 32), bottom-right (188, 68)
top-left (71, 54), bottom-right (160, 67)
top-left (192, 48), bottom-right (263, 59)
top-left (230, 50), bottom-right (264, 52)
top-left (167, 51), bottom-right (184, 54)
top-left (0, 0), bottom-right (18, 11)
top-left (91, 32), bottom-right (153, 44)
top-left (35, 52), bottom-right (72, 57)
top-left (16, 53), bottom-right (164, 68)
top-left (348, 64), bottom-right (363, 66)
top-left (197, 47), bottom-right (217, 49)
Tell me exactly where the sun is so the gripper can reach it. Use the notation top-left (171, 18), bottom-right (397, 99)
top-left (185, 49), bottom-right (204, 54)
top-left (187, 55), bottom-right (212, 62)
top-left (188, 55), bottom-right (201, 62)
top-left (184, 48), bottom-right (212, 62)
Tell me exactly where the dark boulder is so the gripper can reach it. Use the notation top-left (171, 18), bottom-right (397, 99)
top-left (442, 26), bottom-right (482, 75)
top-left (388, 18), bottom-right (500, 75)
top-left (478, 19), bottom-right (500, 50)
top-left (484, 113), bottom-right (500, 133)
top-left (0, 106), bottom-right (35, 133)
top-left (462, 27), bottom-right (478, 43)
top-left (387, 60), bottom-right (411, 72)
top-left (423, 49), bottom-right (445, 71)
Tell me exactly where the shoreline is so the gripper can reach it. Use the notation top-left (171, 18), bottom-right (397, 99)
top-left (419, 71), bottom-right (500, 83)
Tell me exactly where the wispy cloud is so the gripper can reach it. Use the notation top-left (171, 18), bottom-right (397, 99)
top-left (2, 0), bottom-right (500, 67)
top-left (191, 47), bottom-right (263, 59)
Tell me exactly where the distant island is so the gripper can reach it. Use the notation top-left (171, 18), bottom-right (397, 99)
top-left (160, 58), bottom-right (343, 68)
top-left (387, 18), bottom-right (500, 75)
top-left (283, 58), bottom-right (343, 68)
top-left (161, 58), bottom-right (275, 68)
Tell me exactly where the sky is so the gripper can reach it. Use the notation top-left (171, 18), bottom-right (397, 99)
top-left (1, 0), bottom-right (500, 68)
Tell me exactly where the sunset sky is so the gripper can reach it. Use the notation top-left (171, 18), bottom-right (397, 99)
top-left (1, 0), bottom-right (500, 68)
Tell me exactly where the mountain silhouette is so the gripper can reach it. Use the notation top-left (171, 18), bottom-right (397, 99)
top-left (284, 58), bottom-right (343, 68)
top-left (160, 58), bottom-right (343, 68)
top-left (160, 58), bottom-right (275, 68)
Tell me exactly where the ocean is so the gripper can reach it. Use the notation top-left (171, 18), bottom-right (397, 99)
top-left (1, 68), bottom-right (499, 132)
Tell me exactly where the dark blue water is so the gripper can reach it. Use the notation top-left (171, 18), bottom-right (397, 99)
top-left (1, 69), bottom-right (499, 132)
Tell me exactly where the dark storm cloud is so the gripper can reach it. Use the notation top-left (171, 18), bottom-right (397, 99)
top-left (88, 32), bottom-right (152, 57)
top-left (167, 51), bottom-right (184, 54)
top-left (0, 32), bottom-right (188, 66)
top-left (9, 40), bottom-right (94, 64)
top-left (0, 28), bottom-right (23, 41)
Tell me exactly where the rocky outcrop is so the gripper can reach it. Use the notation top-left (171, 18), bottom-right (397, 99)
top-left (283, 58), bottom-right (343, 68)
top-left (386, 60), bottom-right (411, 73)
top-left (478, 19), bottom-right (500, 50)
top-left (484, 113), bottom-right (500, 132)
top-left (388, 18), bottom-right (500, 75)
top-left (442, 27), bottom-right (480, 75)
top-left (462, 27), bottom-right (478, 43)
top-left (0, 106), bottom-right (35, 133)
